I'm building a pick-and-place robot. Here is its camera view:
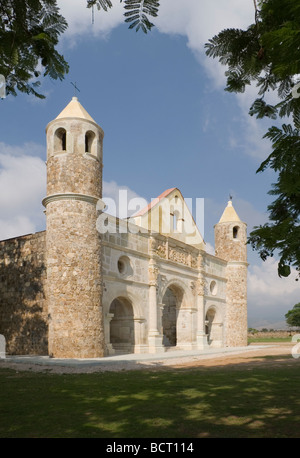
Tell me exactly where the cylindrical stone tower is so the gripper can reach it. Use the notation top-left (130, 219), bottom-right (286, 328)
top-left (214, 200), bottom-right (248, 347)
top-left (43, 97), bottom-right (105, 358)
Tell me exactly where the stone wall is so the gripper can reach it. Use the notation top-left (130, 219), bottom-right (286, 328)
top-left (46, 151), bottom-right (102, 198)
top-left (0, 231), bottom-right (48, 355)
top-left (46, 199), bottom-right (104, 358)
top-left (225, 263), bottom-right (248, 346)
top-left (214, 219), bottom-right (248, 347)
top-left (215, 221), bottom-right (247, 262)
top-left (45, 110), bottom-right (105, 359)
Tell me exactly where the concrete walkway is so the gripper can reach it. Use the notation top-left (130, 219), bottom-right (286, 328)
top-left (0, 345), bottom-right (272, 368)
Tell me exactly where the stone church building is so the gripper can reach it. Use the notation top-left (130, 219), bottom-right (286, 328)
top-left (0, 97), bottom-right (248, 358)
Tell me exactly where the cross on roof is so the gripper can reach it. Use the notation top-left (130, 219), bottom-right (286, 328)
top-left (71, 81), bottom-right (81, 97)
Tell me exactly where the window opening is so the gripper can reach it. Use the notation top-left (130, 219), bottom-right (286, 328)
top-left (233, 226), bottom-right (239, 239)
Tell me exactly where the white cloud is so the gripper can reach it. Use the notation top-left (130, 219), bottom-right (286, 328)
top-left (227, 84), bottom-right (280, 160)
top-left (157, 0), bottom-right (254, 42)
top-left (0, 141), bottom-right (45, 157)
top-left (0, 144), bottom-right (46, 240)
top-left (248, 258), bottom-right (300, 325)
top-left (103, 180), bottom-right (148, 218)
top-left (156, 0), bottom-right (254, 80)
top-left (155, 1), bottom-right (277, 161)
top-left (229, 113), bottom-right (272, 160)
top-left (0, 217), bottom-right (36, 241)
top-left (249, 258), bottom-right (299, 300)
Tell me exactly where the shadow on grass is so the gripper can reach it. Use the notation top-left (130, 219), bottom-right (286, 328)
top-left (0, 358), bottom-right (299, 438)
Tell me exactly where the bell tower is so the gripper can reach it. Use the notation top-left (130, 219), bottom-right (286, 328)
top-left (214, 200), bottom-right (248, 347)
top-left (43, 97), bottom-right (105, 358)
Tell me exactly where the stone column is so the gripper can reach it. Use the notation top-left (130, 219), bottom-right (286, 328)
top-left (134, 318), bottom-right (147, 353)
top-left (195, 254), bottom-right (209, 349)
top-left (148, 244), bottom-right (164, 353)
top-left (105, 313), bottom-right (115, 355)
top-left (196, 293), bottom-right (208, 349)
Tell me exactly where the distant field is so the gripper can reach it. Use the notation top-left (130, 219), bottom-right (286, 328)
top-left (248, 331), bottom-right (299, 344)
top-left (248, 336), bottom-right (292, 343)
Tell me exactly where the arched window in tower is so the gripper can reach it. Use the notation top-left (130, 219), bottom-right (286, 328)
top-left (85, 130), bottom-right (96, 154)
top-left (54, 128), bottom-right (67, 152)
top-left (233, 226), bottom-right (239, 239)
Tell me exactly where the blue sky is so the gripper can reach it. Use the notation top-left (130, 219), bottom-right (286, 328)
top-left (0, 0), bottom-right (299, 328)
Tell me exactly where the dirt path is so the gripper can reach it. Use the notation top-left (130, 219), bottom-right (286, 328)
top-left (167, 343), bottom-right (299, 370)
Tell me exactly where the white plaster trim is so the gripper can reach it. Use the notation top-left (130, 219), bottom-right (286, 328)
top-left (42, 193), bottom-right (104, 208)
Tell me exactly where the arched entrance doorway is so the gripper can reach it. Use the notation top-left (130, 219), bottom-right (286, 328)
top-left (161, 285), bottom-right (184, 348)
top-left (109, 297), bottom-right (134, 354)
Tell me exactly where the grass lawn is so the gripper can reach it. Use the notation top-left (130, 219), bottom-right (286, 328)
top-left (0, 362), bottom-right (299, 438)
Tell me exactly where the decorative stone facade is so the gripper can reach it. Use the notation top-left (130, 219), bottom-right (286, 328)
top-left (0, 98), bottom-right (248, 357)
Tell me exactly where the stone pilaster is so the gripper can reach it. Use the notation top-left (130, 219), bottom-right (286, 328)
top-left (148, 236), bottom-right (164, 353)
top-left (194, 253), bottom-right (209, 349)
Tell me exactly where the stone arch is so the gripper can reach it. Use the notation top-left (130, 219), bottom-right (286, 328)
top-left (104, 285), bottom-right (144, 319)
top-left (85, 130), bottom-right (96, 154)
top-left (54, 127), bottom-right (67, 152)
top-left (109, 296), bottom-right (134, 354)
top-left (205, 305), bottom-right (223, 347)
top-left (103, 285), bottom-right (146, 355)
top-left (160, 280), bottom-right (195, 349)
top-left (159, 278), bottom-right (193, 307)
top-left (233, 225), bottom-right (240, 239)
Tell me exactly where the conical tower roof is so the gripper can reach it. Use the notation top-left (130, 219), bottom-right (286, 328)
top-left (218, 200), bottom-right (241, 223)
top-left (56, 97), bottom-right (96, 123)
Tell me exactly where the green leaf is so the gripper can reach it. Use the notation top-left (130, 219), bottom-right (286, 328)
top-left (278, 264), bottom-right (291, 278)
top-left (1, 0), bottom-right (68, 99)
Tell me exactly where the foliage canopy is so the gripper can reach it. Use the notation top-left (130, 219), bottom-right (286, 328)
top-left (285, 303), bottom-right (300, 327)
top-left (0, 0), bottom-right (69, 98)
top-left (0, 1), bottom-right (160, 98)
top-left (205, 0), bottom-right (300, 279)
top-left (87, 0), bottom-right (160, 33)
